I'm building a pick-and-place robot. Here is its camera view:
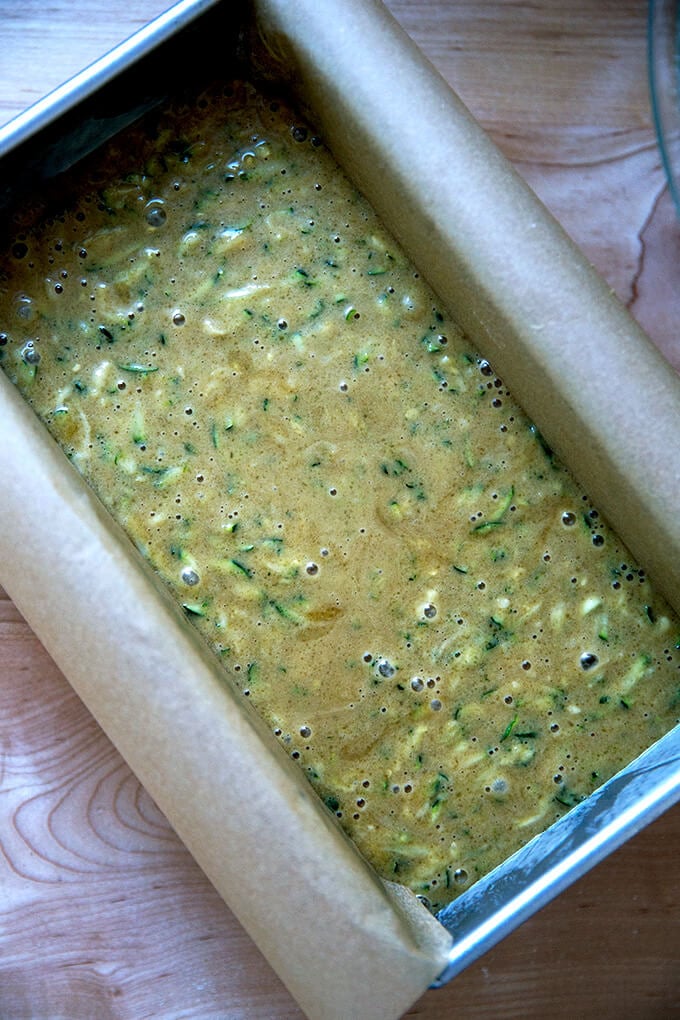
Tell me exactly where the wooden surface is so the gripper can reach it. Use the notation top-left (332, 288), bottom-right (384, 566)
top-left (1, 2), bottom-right (679, 1017)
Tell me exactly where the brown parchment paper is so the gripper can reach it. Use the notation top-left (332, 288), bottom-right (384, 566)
top-left (0, 370), bottom-right (452, 1019)
top-left (2, 0), bottom-right (680, 1017)
top-left (255, 0), bottom-right (680, 616)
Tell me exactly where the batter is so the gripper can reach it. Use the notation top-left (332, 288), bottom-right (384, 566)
top-left (1, 80), bottom-right (678, 910)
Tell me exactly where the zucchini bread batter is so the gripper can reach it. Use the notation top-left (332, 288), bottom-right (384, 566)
top-left (1, 80), bottom-right (678, 910)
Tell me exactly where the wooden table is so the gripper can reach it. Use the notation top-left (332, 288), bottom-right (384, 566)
top-left (1, 2), bottom-right (679, 1017)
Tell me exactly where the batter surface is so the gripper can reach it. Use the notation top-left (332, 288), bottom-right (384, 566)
top-left (1, 80), bottom-right (678, 909)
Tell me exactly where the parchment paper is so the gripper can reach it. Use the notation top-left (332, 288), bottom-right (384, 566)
top-left (2, 0), bottom-right (680, 1017)
top-left (255, 0), bottom-right (680, 616)
top-left (0, 371), bottom-right (452, 1019)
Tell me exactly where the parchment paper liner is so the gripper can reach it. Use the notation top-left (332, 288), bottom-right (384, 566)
top-left (2, 0), bottom-right (680, 1017)
top-left (0, 374), bottom-right (452, 1019)
top-left (256, 0), bottom-right (680, 616)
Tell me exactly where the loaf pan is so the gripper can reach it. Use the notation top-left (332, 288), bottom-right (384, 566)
top-left (1, 1), bottom-right (679, 1016)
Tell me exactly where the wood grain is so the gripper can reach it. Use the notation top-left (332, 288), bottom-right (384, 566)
top-left (1, 2), bottom-right (679, 1018)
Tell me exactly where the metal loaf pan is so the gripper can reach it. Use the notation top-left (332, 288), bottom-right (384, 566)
top-left (1, 0), bottom-right (679, 1014)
